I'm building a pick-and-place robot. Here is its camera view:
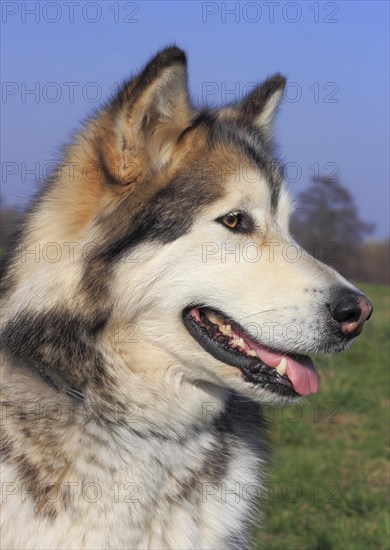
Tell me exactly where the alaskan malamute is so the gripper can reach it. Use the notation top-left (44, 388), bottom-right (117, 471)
top-left (0, 46), bottom-right (372, 549)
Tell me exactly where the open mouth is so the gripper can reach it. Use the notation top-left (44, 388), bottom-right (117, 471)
top-left (182, 307), bottom-right (319, 397)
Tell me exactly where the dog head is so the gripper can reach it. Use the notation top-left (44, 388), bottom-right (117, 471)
top-left (2, 47), bottom-right (372, 407)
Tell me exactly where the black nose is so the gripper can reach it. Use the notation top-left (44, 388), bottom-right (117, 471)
top-left (329, 290), bottom-right (373, 337)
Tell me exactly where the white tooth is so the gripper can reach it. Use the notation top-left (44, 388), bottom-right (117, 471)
top-left (237, 338), bottom-right (245, 349)
top-left (220, 324), bottom-right (229, 335)
top-left (275, 357), bottom-right (287, 376)
top-left (248, 350), bottom-right (257, 357)
top-left (206, 310), bottom-right (223, 326)
top-left (224, 324), bottom-right (232, 335)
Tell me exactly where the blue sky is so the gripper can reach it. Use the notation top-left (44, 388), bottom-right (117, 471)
top-left (1, 0), bottom-right (389, 237)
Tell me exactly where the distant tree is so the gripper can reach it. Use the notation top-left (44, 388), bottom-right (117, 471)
top-left (290, 176), bottom-right (375, 280)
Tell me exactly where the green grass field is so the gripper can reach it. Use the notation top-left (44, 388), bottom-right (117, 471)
top-left (254, 284), bottom-right (390, 550)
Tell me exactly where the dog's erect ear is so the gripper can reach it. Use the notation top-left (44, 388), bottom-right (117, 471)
top-left (95, 46), bottom-right (193, 185)
top-left (220, 74), bottom-right (286, 143)
top-left (239, 74), bottom-right (286, 132)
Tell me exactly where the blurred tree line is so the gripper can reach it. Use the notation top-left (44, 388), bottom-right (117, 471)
top-left (0, 180), bottom-right (389, 284)
top-left (291, 176), bottom-right (389, 285)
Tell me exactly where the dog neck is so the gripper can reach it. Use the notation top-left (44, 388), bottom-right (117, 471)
top-left (102, 326), bottom-right (231, 437)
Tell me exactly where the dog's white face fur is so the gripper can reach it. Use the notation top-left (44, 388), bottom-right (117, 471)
top-left (111, 164), bottom-right (356, 404)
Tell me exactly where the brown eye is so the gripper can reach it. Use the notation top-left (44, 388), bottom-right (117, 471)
top-left (216, 211), bottom-right (254, 234)
top-left (221, 212), bottom-right (240, 229)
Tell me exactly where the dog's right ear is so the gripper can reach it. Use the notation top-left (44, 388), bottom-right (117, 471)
top-left (92, 46), bottom-right (193, 186)
top-left (218, 74), bottom-right (286, 146)
top-left (238, 74), bottom-right (286, 136)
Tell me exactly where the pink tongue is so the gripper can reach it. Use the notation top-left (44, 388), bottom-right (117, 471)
top-left (248, 344), bottom-right (319, 396)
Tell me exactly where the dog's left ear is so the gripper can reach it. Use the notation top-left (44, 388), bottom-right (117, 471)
top-left (221, 74), bottom-right (286, 143)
